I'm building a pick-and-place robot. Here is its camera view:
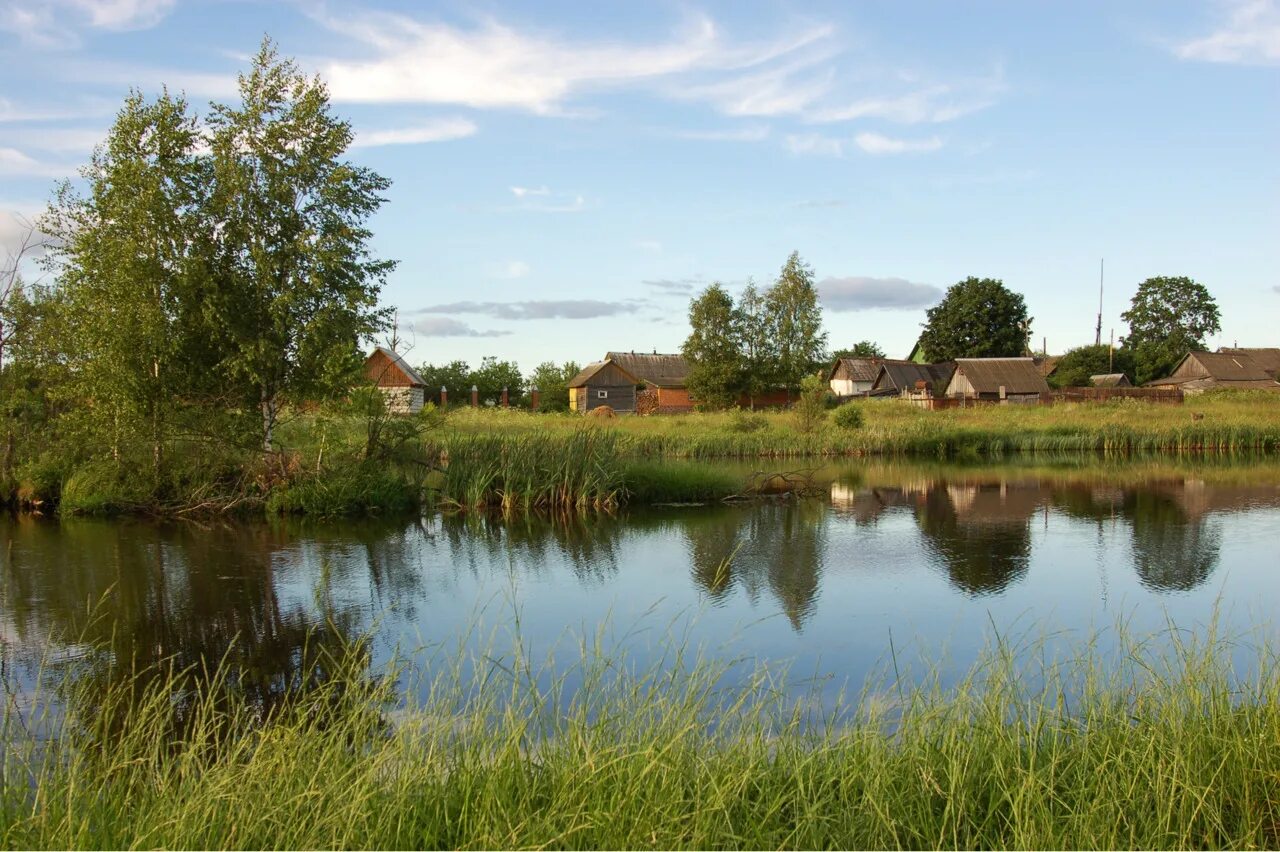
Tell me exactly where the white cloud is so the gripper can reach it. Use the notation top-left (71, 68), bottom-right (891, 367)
top-left (70, 0), bottom-right (173, 31)
top-left (809, 77), bottom-right (1004, 124)
top-left (314, 9), bottom-right (832, 113)
top-left (351, 118), bottom-right (477, 147)
top-left (1, 0), bottom-right (172, 47)
top-left (1175, 0), bottom-right (1280, 65)
top-left (0, 146), bottom-right (71, 178)
top-left (407, 317), bottom-right (510, 338)
top-left (0, 126), bottom-right (105, 152)
top-left (509, 185), bottom-right (550, 198)
top-left (853, 132), bottom-right (943, 154)
top-left (818, 276), bottom-right (943, 311)
top-left (785, 133), bottom-right (844, 156)
top-left (491, 260), bottom-right (530, 279)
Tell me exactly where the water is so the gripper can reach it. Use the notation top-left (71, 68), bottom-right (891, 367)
top-left (3, 457), bottom-right (1279, 710)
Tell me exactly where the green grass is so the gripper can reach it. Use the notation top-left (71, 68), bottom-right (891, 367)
top-left (5, 622), bottom-right (1280, 849)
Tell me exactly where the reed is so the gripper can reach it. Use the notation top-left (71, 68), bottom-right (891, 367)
top-left (4, 621), bottom-right (1279, 849)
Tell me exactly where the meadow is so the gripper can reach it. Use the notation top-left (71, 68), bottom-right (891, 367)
top-left (4, 622), bottom-right (1278, 850)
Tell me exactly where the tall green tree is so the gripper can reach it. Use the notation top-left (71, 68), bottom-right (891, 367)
top-left (683, 283), bottom-right (743, 409)
top-left (527, 360), bottom-right (580, 412)
top-left (766, 252), bottom-right (828, 391)
top-left (417, 360), bottom-right (472, 405)
top-left (832, 341), bottom-right (886, 360)
top-left (734, 278), bottom-right (774, 409)
top-left (205, 40), bottom-right (394, 451)
top-left (918, 277), bottom-right (1031, 362)
top-left (471, 356), bottom-right (524, 404)
top-left (1121, 276), bottom-right (1221, 384)
top-left (44, 90), bottom-right (206, 469)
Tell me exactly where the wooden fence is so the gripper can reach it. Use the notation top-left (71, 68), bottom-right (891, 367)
top-left (1045, 387), bottom-right (1184, 404)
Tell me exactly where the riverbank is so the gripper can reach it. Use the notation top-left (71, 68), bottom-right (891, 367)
top-left (4, 627), bottom-right (1278, 850)
top-left (6, 391), bottom-right (1279, 516)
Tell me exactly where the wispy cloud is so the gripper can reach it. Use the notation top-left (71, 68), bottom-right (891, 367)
top-left (500, 188), bottom-right (587, 213)
top-left (785, 132), bottom-right (844, 156)
top-left (643, 277), bottom-right (703, 295)
top-left (853, 132), bottom-right (943, 154)
top-left (510, 185), bottom-right (550, 198)
top-left (2, 0), bottom-right (174, 47)
top-left (1175, 0), bottom-right (1280, 65)
top-left (667, 124), bottom-right (771, 142)
top-left (407, 317), bottom-right (510, 338)
top-left (0, 146), bottom-right (73, 178)
top-left (413, 299), bottom-right (643, 320)
top-left (352, 118), bottom-right (477, 147)
top-left (487, 260), bottom-right (530, 279)
top-left (818, 276), bottom-right (943, 310)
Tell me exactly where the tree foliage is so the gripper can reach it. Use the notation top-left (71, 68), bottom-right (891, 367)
top-left (528, 361), bottom-right (580, 412)
top-left (734, 279), bottom-right (774, 407)
top-left (832, 341), bottom-right (886, 360)
top-left (1121, 276), bottom-right (1221, 385)
top-left (683, 284), bottom-right (743, 409)
top-left (1049, 344), bottom-right (1136, 389)
top-left (767, 252), bottom-right (829, 390)
top-left (471, 356), bottom-right (524, 404)
top-left (918, 277), bottom-right (1031, 362)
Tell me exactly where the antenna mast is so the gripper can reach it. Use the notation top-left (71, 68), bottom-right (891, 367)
top-left (1094, 259), bottom-right (1104, 347)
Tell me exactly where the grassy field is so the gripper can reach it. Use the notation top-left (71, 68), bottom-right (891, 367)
top-left (4, 624), bottom-right (1279, 849)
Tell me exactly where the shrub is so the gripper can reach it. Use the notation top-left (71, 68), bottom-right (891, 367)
top-left (792, 374), bottom-right (829, 434)
top-left (832, 403), bottom-right (865, 430)
top-left (727, 412), bottom-right (768, 433)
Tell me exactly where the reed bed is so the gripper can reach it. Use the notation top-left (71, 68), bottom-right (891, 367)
top-left (4, 622), bottom-right (1280, 849)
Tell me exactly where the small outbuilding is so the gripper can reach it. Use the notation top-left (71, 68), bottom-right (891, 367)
top-left (946, 358), bottom-right (1050, 402)
top-left (606, 351), bottom-right (692, 412)
top-left (568, 359), bottom-right (640, 414)
top-left (871, 361), bottom-right (956, 397)
top-left (828, 357), bottom-right (911, 397)
top-left (1090, 373), bottom-right (1132, 388)
top-left (365, 346), bottom-right (427, 414)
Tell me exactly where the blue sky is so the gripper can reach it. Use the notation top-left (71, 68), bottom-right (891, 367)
top-left (2, 0), bottom-right (1277, 369)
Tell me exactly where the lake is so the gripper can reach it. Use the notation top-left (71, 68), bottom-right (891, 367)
top-left (3, 456), bottom-right (1279, 712)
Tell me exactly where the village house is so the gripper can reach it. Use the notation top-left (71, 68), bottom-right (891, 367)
top-left (827, 357), bottom-right (912, 397)
top-left (870, 361), bottom-right (956, 397)
top-left (364, 346), bottom-right (427, 414)
top-left (1090, 373), bottom-right (1132, 388)
top-left (945, 358), bottom-right (1051, 402)
top-left (605, 351), bottom-right (694, 413)
top-left (567, 358), bottom-right (640, 414)
top-left (1218, 347), bottom-right (1280, 379)
top-left (1146, 351), bottom-right (1280, 393)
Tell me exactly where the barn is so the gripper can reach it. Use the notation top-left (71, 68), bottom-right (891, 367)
top-left (606, 351), bottom-right (693, 413)
top-left (364, 346), bottom-right (427, 414)
top-left (946, 358), bottom-right (1050, 402)
top-left (567, 359), bottom-right (640, 414)
top-left (1145, 351), bottom-right (1280, 393)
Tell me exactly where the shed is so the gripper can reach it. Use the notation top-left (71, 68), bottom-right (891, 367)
top-left (606, 351), bottom-right (692, 412)
top-left (1145, 351), bottom-right (1280, 393)
top-left (828, 357), bottom-right (912, 397)
top-left (1090, 373), bottom-right (1132, 388)
top-left (567, 359), bottom-right (641, 414)
top-left (946, 358), bottom-right (1050, 402)
top-left (871, 362), bottom-right (956, 396)
top-left (364, 346), bottom-right (426, 414)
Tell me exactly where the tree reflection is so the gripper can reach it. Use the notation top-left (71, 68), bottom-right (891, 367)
top-left (916, 484), bottom-right (1033, 596)
top-left (1126, 491), bottom-right (1221, 592)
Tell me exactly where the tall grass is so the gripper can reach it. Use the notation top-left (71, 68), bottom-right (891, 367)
top-left (5, 622), bottom-right (1280, 849)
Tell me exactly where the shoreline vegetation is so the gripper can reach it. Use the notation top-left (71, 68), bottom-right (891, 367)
top-left (4, 624), bottom-right (1279, 849)
top-left (4, 391), bottom-right (1280, 517)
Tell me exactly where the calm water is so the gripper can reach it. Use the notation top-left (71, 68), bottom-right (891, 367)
top-left (3, 457), bottom-right (1280, 709)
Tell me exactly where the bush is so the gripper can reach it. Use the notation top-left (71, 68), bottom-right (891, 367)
top-left (622, 461), bottom-right (742, 503)
top-left (727, 412), bottom-right (768, 433)
top-left (832, 403), bottom-right (865, 430)
top-left (265, 464), bottom-right (419, 517)
top-left (792, 374), bottom-right (829, 434)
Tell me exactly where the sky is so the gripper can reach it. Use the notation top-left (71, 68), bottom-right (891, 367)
top-left (2, 0), bottom-right (1277, 370)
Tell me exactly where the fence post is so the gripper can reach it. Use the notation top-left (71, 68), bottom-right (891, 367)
top-left (471, 385), bottom-right (479, 408)
top-left (501, 386), bottom-right (509, 408)
top-left (439, 386), bottom-right (448, 408)
top-left (531, 386), bottom-right (540, 411)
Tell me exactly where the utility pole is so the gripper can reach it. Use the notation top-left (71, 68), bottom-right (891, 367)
top-left (1094, 259), bottom-right (1104, 347)
top-left (1109, 329), bottom-right (1115, 372)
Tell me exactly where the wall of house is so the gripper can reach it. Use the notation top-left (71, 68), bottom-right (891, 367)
top-left (380, 386), bottom-right (424, 414)
top-left (366, 349), bottom-right (415, 387)
top-left (584, 384), bottom-right (636, 413)
top-left (656, 387), bottom-right (694, 412)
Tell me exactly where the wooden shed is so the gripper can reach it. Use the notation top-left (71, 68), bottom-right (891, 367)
top-left (1090, 373), bottom-right (1132, 388)
top-left (606, 351), bottom-right (692, 412)
top-left (567, 359), bottom-right (640, 414)
top-left (364, 346), bottom-right (426, 414)
top-left (946, 358), bottom-right (1050, 402)
top-left (1145, 351), bottom-right (1280, 393)
top-left (871, 362), bottom-right (956, 397)
top-left (828, 357), bottom-right (912, 397)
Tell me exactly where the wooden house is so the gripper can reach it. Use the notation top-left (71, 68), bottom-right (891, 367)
top-left (1090, 373), bottom-right (1132, 388)
top-left (365, 347), bottom-right (427, 414)
top-left (828, 357), bottom-right (912, 397)
top-left (1145, 351), bottom-right (1280, 393)
top-left (606, 351), bottom-right (692, 412)
top-left (567, 359), bottom-right (640, 413)
top-left (871, 362), bottom-right (956, 397)
top-left (946, 358), bottom-right (1050, 402)
top-left (1218, 347), bottom-right (1280, 379)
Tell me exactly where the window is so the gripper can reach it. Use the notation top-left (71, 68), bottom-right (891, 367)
top-left (597, 390), bottom-right (609, 399)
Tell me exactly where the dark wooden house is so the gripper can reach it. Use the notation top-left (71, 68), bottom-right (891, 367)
top-left (828, 357), bottom-right (912, 397)
top-left (568, 359), bottom-right (640, 413)
top-left (871, 361), bottom-right (956, 397)
top-left (1146, 351), bottom-right (1280, 393)
top-left (364, 346), bottom-right (426, 414)
top-left (945, 358), bottom-right (1050, 402)
top-left (605, 351), bottom-right (693, 412)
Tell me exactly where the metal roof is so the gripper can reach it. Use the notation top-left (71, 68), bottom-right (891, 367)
top-left (952, 358), bottom-right (1051, 394)
top-left (373, 346), bottom-right (426, 386)
top-left (604, 351), bottom-right (689, 388)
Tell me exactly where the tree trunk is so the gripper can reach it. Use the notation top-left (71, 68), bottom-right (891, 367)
top-left (261, 393), bottom-right (277, 454)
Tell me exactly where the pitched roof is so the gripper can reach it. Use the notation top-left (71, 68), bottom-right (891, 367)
top-left (1183, 351), bottom-right (1274, 382)
top-left (372, 346), bottom-right (426, 386)
top-left (1218, 347), bottom-right (1280, 377)
top-left (874, 361), bottom-right (955, 392)
top-left (952, 358), bottom-right (1051, 395)
top-left (567, 359), bottom-right (641, 389)
top-left (1090, 373), bottom-right (1131, 388)
top-left (829, 357), bottom-right (912, 384)
top-left (1033, 355), bottom-right (1062, 378)
top-left (605, 351), bottom-right (688, 388)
